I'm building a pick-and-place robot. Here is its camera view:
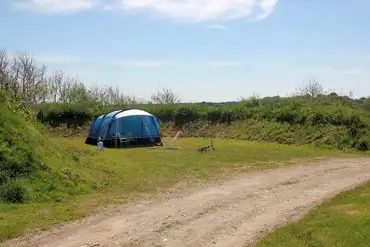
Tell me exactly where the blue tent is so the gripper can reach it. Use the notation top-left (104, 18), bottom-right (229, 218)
top-left (85, 109), bottom-right (162, 147)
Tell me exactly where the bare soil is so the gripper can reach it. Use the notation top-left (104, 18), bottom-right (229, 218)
top-left (2, 158), bottom-right (370, 247)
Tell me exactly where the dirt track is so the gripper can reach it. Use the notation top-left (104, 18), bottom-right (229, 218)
top-left (3, 158), bottom-right (370, 247)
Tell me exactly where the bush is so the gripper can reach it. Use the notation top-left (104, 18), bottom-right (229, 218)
top-left (36, 103), bottom-right (93, 128)
top-left (0, 183), bottom-right (27, 203)
top-left (174, 107), bottom-right (201, 126)
top-left (0, 171), bottom-right (8, 185)
top-left (356, 138), bottom-right (369, 151)
top-left (206, 108), bottom-right (234, 124)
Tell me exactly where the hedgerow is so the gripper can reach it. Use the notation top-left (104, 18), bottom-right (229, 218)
top-left (33, 95), bottom-right (370, 151)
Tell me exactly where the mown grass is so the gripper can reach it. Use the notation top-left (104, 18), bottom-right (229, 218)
top-left (0, 136), bottom-right (359, 242)
top-left (252, 181), bottom-right (370, 247)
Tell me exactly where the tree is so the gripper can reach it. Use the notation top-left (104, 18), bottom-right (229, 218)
top-left (150, 88), bottom-right (180, 104)
top-left (9, 52), bottom-right (47, 104)
top-left (0, 48), bottom-right (10, 89)
top-left (48, 69), bottom-right (64, 102)
top-left (66, 82), bottom-right (89, 104)
top-left (293, 77), bottom-right (324, 98)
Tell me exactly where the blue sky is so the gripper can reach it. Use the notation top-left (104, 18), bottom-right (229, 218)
top-left (1, 0), bottom-right (370, 102)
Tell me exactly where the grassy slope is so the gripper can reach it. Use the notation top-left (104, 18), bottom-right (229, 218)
top-left (161, 119), bottom-right (351, 147)
top-left (0, 99), bottom-right (95, 240)
top-left (0, 134), bottom-right (358, 242)
top-left (252, 181), bottom-right (370, 247)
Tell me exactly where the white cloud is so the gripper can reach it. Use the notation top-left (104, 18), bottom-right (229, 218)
top-left (207, 24), bottom-right (228, 30)
top-left (206, 60), bottom-right (244, 66)
top-left (114, 0), bottom-right (278, 22)
top-left (13, 0), bottom-right (278, 21)
top-left (12, 0), bottom-right (98, 13)
top-left (256, 0), bottom-right (277, 20)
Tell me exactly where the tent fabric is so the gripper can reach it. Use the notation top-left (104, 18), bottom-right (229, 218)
top-left (115, 109), bottom-right (152, 118)
top-left (85, 109), bottom-right (162, 147)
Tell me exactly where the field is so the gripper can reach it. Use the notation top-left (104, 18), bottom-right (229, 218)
top-left (2, 78), bottom-right (370, 246)
top-left (1, 135), bottom-right (358, 242)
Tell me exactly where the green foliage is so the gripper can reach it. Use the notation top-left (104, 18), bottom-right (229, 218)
top-left (0, 90), bottom-right (90, 206)
top-left (364, 97), bottom-right (370, 111)
top-left (0, 183), bottom-right (27, 204)
top-left (0, 98), bottom-right (43, 179)
top-left (0, 171), bottom-right (8, 185)
top-left (356, 137), bottom-right (370, 151)
top-left (36, 94), bottom-right (370, 151)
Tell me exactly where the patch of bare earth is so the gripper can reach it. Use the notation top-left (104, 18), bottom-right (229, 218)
top-left (2, 158), bottom-right (370, 247)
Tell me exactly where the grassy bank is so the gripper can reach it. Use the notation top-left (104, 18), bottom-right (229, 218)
top-left (252, 181), bottom-right (370, 247)
top-left (161, 119), bottom-right (355, 148)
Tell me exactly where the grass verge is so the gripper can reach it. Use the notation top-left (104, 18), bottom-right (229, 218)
top-left (252, 181), bottom-right (370, 247)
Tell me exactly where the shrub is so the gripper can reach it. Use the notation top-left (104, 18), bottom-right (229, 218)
top-left (0, 183), bottom-right (27, 203)
top-left (0, 171), bottom-right (9, 185)
top-left (356, 138), bottom-right (370, 151)
top-left (206, 108), bottom-right (224, 123)
top-left (174, 107), bottom-right (201, 126)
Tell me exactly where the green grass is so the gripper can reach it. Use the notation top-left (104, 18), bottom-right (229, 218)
top-left (0, 136), bottom-right (359, 242)
top-left (252, 181), bottom-right (370, 247)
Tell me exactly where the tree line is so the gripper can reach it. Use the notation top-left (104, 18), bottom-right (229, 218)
top-left (1, 47), bottom-right (369, 112)
top-left (0, 48), bottom-right (180, 106)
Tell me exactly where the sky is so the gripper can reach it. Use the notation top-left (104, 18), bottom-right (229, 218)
top-left (1, 0), bottom-right (370, 102)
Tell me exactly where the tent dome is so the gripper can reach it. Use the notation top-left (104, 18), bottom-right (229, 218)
top-left (115, 109), bottom-right (153, 118)
top-left (85, 109), bottom-right (162, 148)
